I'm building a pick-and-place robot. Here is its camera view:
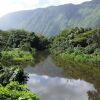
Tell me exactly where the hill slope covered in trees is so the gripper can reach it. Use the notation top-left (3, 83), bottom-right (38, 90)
top-left (0, 0), bottom-right (99, 36)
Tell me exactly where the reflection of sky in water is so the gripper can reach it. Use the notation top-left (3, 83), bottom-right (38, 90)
top-left (27, 74), bottom-right (96, 100)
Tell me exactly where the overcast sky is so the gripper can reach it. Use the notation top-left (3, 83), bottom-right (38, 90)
top-left (0, 0), bottom-right (91, 17)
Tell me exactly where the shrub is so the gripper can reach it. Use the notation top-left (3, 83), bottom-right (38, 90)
top-left (0, 81), bottom-right (40, 100)
top-left (1, 48), bottom-right (35, 63)
top-left (0, 64), bottom-right (28, 86)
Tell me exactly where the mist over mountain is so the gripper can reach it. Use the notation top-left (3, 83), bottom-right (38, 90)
top-left (0, 0), bottom-right (99, 36)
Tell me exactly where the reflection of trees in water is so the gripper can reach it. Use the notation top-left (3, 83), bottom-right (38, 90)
top-left (88, 76), bottom-right (100, 100)
top-left (52, 56), bottom-right (100, 100)
top-left (22, 51), bottom-right (49, 68)
top-left (35, 51), bottom-right (49, 64)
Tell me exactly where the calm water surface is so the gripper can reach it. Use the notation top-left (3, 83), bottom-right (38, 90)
top-left (24, 53), bottom-right (100, 100)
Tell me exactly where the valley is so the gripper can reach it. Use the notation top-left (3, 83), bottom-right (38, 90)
top-left (0, 0), bottom-right (100, 99)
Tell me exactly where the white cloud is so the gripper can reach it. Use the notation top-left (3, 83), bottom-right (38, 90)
top-left (0, 0), bottom-right (40, 17)
top-left (0, 0), bottom-right (91, 17)
top-left (15, 0), bottom-right (40, 8)
top-left (0, 0), bottom-right (22, 17)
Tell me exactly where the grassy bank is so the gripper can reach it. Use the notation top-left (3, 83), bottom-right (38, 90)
top-left (0, 48), bottom-right (36, 65)
top-left (60, 49), bottom-right (100, 66)
top-left (52, 54), bottom-right (100, 79)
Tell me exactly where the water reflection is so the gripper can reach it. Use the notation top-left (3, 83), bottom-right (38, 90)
top-left (24, 54), bottom-right (100, 100)
top-left (27, 74), bottom-right (96, 100)
top-left (24, 56), bottom-right (63, 77)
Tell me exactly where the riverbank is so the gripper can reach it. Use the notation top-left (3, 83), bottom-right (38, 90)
top-left (50, 27), bottom-right (100, 67)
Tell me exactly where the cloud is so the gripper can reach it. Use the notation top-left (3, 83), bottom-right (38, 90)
top-left (0, 0), bottom-right (40, 17)
top-left (0, 0), bottom-right (91, 17)
top-left (14, 0), bottom-right (40, 9)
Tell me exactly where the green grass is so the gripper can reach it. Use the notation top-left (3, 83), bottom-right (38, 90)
top-left (60, 51), bottom-right (100, 66)
top-left (0, 48), bottom-right (35, 64)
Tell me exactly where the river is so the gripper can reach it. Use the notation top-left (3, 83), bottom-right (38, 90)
top-left (24, 53), bottom-right (100, 100)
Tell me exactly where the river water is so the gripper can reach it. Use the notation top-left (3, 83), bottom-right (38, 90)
top-left (24, 54), bottom-right (100, 100)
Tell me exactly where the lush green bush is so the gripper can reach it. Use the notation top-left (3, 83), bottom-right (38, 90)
top-left (0, 81), bottom-right (40, 100)
top-left (0, 64), bottom-right (28, 86)
top-left (1, 48), bottom-right (35, 63)
top-left (0, 64), bottom-right (40, 100)
top-left (0, 29), bottom-right (50, 51)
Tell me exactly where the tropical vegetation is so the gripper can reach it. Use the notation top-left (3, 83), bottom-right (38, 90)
top-left (50, 27), bottom-right (100, 66)
top-left (0, 81), bottom-right (39, 100)
top-left (0, 63), bottom-right (39, 100)
top-left (0, 27), bottom-right (100, 99)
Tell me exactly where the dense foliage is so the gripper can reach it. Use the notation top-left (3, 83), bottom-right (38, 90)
top-left (0, 64), bottom-right (28, 86)
top-left (0, 81), bottom-right (40, 100)
top-left (0, 29), bottom-right (50, 100)
top-left (50, 27), bottom-right (100, 66)
top-left (0, 29), bottom-right (50, 51)
top-left (0, 29), bottom-right (50, 64)
top-left (0, 27), bottom-right (100, 100)
top-left (0, 64), bottom-right (40, 100)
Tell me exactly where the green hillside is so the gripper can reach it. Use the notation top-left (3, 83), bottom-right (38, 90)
top-left (0, 0), bottom-right (100, 36)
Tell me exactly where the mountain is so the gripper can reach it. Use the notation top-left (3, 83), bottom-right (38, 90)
top-left (0, 0), bottom-right (100, 36)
